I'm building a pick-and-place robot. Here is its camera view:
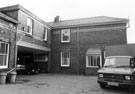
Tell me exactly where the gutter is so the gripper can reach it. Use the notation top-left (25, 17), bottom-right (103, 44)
top-left (50, 21), bottom-right (129, 29)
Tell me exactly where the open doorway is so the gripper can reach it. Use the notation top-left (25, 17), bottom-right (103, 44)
top-left (17, 53), bottom-right (39, 74)
top-left (16, 46), bottom-right (49, 75)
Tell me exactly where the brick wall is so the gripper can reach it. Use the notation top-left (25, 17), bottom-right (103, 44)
top-left (17, 10), bottom-right (51, 47)
top-left (51, 23), bottom-right (127, 74)
top-left (0, 18), bottom-right (16, 71)
top-left (2, 9), bottom-right (51, 47)
top-left (2, 8), bottom-right (52, 73)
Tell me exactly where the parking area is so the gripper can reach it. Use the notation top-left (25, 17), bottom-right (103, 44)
top-left (0, 74), bottom-right (134, 94)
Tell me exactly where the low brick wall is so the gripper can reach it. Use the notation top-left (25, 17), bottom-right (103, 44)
top-left (85, 67), bottom-right (99, 76)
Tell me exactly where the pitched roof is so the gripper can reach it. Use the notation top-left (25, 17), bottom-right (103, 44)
top-left (0, 4), bottom-right (51, 28)
top-left (48, 16), bottom-right (128, 29)
top-left (0, 12), bottom-right (19, 24)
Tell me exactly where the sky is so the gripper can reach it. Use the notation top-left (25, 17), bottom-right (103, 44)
top-left (0, 0), bottom-right (135, 43)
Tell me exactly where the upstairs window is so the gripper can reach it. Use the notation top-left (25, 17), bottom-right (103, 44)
top-left (61, 51), bottom-right (70, 67)
top-left (61, 29), bottom-right (70, 43)
top-left (26, 18), bottom-right (33, 35)
top-left (43, 27), bottom-right (48, 41)
top-left (0, 42), bottom-right (9, 68)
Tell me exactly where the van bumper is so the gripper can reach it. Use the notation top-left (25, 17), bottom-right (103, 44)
top-left (98, 78), bottom-right (135, 88)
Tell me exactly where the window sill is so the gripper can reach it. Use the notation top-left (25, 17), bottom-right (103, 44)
top-left (61, 65), bottom-right (70, 67)
top-left (25, 33), bottom-right (33, 37)
top-left (43, 39), bottom-right (48, 42)
top-left (61, 41), bottom-right (70, 43)
top-left (0, 68), bottom-right (9, 72)
top-left (86, 66), bottom-right (98, 68)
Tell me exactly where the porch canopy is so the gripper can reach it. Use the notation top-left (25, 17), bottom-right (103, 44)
top-left (17, 41), bottom-right (51, 53)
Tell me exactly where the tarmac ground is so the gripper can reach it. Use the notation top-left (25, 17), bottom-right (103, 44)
top-left (0, 74), bottom-right (134, 94)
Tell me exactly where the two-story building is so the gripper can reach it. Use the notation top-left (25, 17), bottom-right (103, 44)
top-left (48, 16), bottom-right (128, 75)
top-left (0, 12), bottom-right (18, 72)
top-left (0, 4), bottom-right (51, 73)
top-left (0, 4), bottom-right (129, 75)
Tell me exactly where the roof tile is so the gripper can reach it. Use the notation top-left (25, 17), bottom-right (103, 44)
top-left (48, 16), bottom-right (128, 29)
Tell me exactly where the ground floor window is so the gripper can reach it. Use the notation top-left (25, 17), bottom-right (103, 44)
top-left (86, 55), bottom-right (101, 67)
top-left (61, 51), bottom-right (70, 67)
top-left (86, 48), bottom-right (102, 68)
top-left (0, 42), bottom-right (9, 68)
top-left (34, 53), bottom-right (48, 62)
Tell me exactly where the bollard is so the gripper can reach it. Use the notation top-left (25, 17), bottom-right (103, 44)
top-left (7, 72), bottom-right (17, 83)
top-left (0, 72), bottom-right (7, 84)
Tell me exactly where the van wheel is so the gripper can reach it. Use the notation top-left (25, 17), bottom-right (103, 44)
top-left (99, 83), bottom-right (106, 88)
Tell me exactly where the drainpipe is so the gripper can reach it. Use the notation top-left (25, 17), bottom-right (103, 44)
top-left (14, 26), bottom-right (18, 71)
top-left (77, 27), bottom-right (79, 74)
top-left (6, 25), bottom-right (18, 74)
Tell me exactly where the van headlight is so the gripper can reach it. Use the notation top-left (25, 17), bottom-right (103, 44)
top-left (125, 75), bottom-right (131, 80)
top-left (99, 74), bottom-right (103, 78)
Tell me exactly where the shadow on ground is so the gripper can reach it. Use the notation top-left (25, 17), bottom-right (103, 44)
top-left (102, 86), bottom-right (135, 94)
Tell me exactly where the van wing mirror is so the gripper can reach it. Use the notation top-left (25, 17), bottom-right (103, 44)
top-left (130, 58), bottom-right (135, 68)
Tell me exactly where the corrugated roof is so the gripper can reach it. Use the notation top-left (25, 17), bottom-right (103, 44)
top-left (48, 16), bottom-right (128, 29)
top-left (0, 12), bottom-right (19, 24)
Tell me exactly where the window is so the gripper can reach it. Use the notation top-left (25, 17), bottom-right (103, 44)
top-left (86, 55), bottom-right (101, 67)
top-left (34, 53), bottom-right (48, 62)
top-left (61, 51), bottom-right (70, 67)
top-left (26, 18), bottom-right (33, 35)
top-left (61, 29), bottom-right (70, 43)
top-left (43, 27), bottom-right (48, 41)
top-left (0, 42), bottom-right (9, 68)
top-left (86, 48), bottom-right (102, 67)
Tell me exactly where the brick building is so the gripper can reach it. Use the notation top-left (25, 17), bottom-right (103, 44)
top-left (0, 12), bottom-right (18, 71)
top-left (48, 16), bottom-right (128, 75)
top-left (0, 5), bottom-right (51, 73)
top-left (0, 5), bottom-right (129, 75)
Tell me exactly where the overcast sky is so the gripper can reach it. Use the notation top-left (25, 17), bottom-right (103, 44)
top-left (0, 0), bottom-right (135, 43)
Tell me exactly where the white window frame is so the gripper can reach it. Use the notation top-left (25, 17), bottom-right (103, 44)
top-left (61, 51), bottom-right (70, 67)
top-left (43, 27), bottom-right (48, 41)
top-left (0, 42), bottom-right (9, 68)
top-left (61, 29), bottom-right (70, 43)
top-left (86, 55), bottom-right (102, 68)
top-left (26, 18), bottom-right (33, 35)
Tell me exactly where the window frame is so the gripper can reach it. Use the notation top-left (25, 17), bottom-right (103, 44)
top-left (26, 18), bottom-right (33, 35)
top-left (61, 29), bottom-right (70, 43)
top-left (43, 27), bottom-right (48, 41)
top-left (86, 54), bottom-right (102, 68)
top-left (61, 51), bottom-right (70, 67)
top-left (0, 42), bottom-right (9, 68)
top-left (33, 53), bottom-right (48, 62)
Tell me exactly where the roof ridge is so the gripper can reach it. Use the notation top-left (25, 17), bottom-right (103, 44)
top-left (60, 16), bottom-right (107, 22)
top-left (48, 16), bottom-right (128, 29)
top-left (50, 16), bottom-right (128, 23)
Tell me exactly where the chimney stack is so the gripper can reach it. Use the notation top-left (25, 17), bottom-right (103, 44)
top-left (54, 16), bottom-right (60, 23)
